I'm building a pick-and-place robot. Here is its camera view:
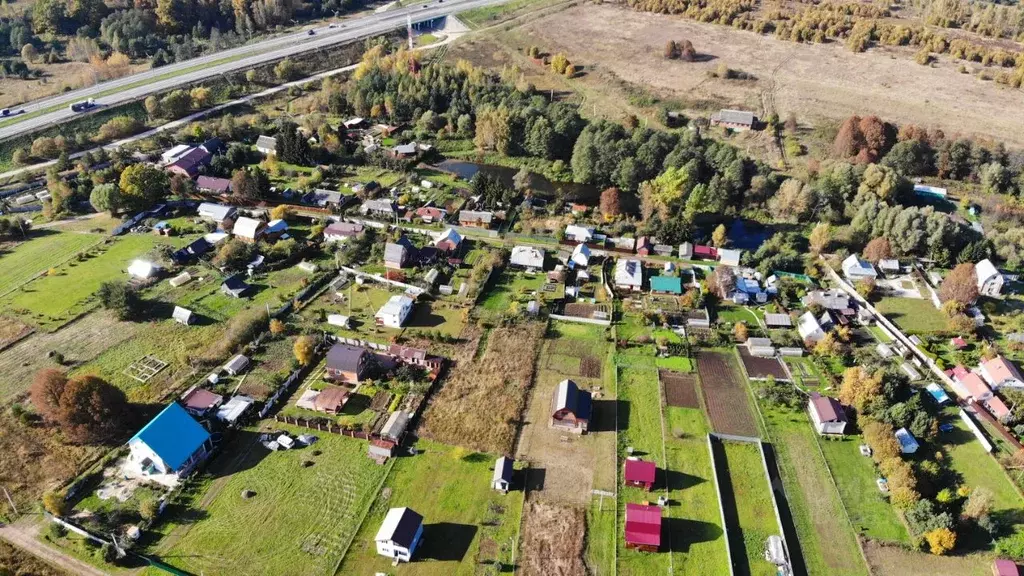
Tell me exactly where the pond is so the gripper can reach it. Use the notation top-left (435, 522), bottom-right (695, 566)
top-left (724, 219), bottom-right (773, 251)
top-left (432, 160), bottom-right (602, 203)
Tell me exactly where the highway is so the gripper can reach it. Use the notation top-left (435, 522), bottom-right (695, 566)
top-left (0, 0), bottom-right (507, 142)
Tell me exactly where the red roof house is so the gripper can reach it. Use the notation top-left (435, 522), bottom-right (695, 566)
top-left (961, 372), bottom-right (993, 402)
top-left (624, 503), bottom-right (662, 552)
top-left (623, 458), bottom-right (657, 491)
top-left (994, 559), bottom-right (1021, 576)
top-left (636, 237), bottom-right (653, 256)
top-left (693, 245), bottom-right (717, 259)
top-left (987, 396), bottom-right (1012, 420)
top-left (948, 365), bottom-right (970, 381)
top-left (950, 337), bottom-right (968, 350)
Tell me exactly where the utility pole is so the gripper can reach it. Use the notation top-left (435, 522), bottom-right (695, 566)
top-left (2, 486), bottom-right (18, 516)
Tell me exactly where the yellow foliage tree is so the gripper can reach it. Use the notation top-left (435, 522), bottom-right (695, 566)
top-left (269, 319), bottom-right (286, 335)
top-left (839, 367), bottom-right (882, 413)
top-left (293, 335), bottom-right (316, 365)
top-left (924, 527), bottom-right (956, 555)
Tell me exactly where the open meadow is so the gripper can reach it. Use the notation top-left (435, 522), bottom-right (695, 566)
top-left (0, 229), bottom-right (104, 295)
top-left (874, 297), bottom-right (949, 334)
top-left (153, 427), bottom-right (389, 576)
top-left (340, 439), bottom-right (524, 574)
top-left (509, 4), bottom-right (1024, 147)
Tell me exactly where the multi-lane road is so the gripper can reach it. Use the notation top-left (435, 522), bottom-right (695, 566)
top-left (0, 0), bottom-right (508, 142)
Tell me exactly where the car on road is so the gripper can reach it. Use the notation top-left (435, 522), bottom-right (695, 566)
top-left (69, 99), bottom-right (96, 112)
top-left (939, 423), bottom-right (954, 433)
top-left (307, 29), bottom-right (316, 35)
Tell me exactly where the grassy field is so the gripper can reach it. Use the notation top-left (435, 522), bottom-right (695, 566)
top-left (458, 0), bottom-right (548, 29)
top-left (153, 427), bottom-right (389, 576)
top-left (714, 440), bottom-right (778, 576)
top-left (586, 495), bottom-right (617, 576)
top-left (478, 269), bottom-right (545, 316)
top-left (874, 297), bottom-right (948, 334)
top-left (0, 229), bottom-right (104, 295)
top-left (816, 436), bottom-right (909, 544)
top-left (616, 363), bottom-right (670, 575)
top-left (655, 356), bottom-right (693, 372)
top-left (339, 439), bottom-right (524, 574)
top-left (664, 406), bottom-right (730, 575)
top-left (0, 234), bottom-right (190, 330)
top-left (754, 397), bottom-right (870, 575)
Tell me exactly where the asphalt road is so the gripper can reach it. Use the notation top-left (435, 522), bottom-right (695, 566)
top-left (0, 0), bottom-right (507, 142)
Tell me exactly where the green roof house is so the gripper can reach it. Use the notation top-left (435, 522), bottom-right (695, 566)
top-left (650, 276), bottom-right (682, 295)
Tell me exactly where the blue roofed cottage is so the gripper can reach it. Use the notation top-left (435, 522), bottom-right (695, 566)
top-left (127, 403), bottom-right (212, 480)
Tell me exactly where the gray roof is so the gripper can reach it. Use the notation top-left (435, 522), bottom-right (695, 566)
top-left (764, 313), bottom-right (792, 327)
top-left (713, 109), bottom-right (755, 125)
top-left (198, 202), bottom-right (236, 222)
top-left (256, 135), bottom-right (277, 150)
top-left (393, 143), bottom-right (417, 155)
top-left (459, 210), bottom-right (493, 224)
top-left (381, 410), bottom-right (410, 440)
top-left (326, 343), bottom-right (366, 373)
top-left (802, 289), bottom-right (850, 310)
top-left (384, 243), bottom-right (408, 264)
top-left (362, 199), bottom-right (396, 213)
top-left (224, 354), bottom-right (249, 373)
top-left (493, 456), bottom-right (513, 485)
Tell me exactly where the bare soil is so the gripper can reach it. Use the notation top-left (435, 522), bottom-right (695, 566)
top-left (519, 499), bottom-right (586, 576)
top-left (515, 4), bottom-right (1024, 147)
top-left (0, 316), bottom-right (32, 349)
top-left (738, 347), bottom-right (790, 380)
top-left (419, 322), bottom-right (544, 454)
top-left (660, 369), bottom-right (700, 408)
top-left (697, 352), bottom-right (759, 437)
top-left (579, 356), bottom-right (602, 378)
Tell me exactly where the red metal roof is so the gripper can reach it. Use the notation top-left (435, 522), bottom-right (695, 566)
top-left (809, 392), bottom-right (846, 423)
top-left (995, 559), bottom-right (1020, 576)
top-left (624, 459), bottom-right (656, 484)
top-left (987, 396), bottom-right (1011, 420)
top-left (624, 504), bottom-right (662, 547)
top-left (961, 372), bottom-right (992, 400)
top-left (950, 365), bottom-right (970, 380)
top-left (693, 245), bottom-right (717, 258)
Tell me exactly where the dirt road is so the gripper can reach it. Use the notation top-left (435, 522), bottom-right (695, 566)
top-left (0, 516), bottom-right (109, 576)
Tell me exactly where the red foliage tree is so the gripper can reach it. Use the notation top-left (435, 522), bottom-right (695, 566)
top-left (939, 263), bottom-right (979, 307)
top-left (57, 375), bottom-right (130, 444)
top-left (862, 237), bottom-right (893, 263)
top-left (30, 368), bottom-right (67, 421)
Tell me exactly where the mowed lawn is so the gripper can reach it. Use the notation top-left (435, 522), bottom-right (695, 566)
top-left (617, 364), bottom-right (670, 576)
top-left (665, 406), bottom-right (729, 576)
top-left (756, 401), bottom-right (870, 575)
top-left (156, 429), bottom-right (389, 576)
top-left (0, 229), bottom-right (103, 294)
top-left (874, 297), bottom-right (947, 333)
top-left (817, 436), bottom-right (908, 544)
top-left (340, 439), bottom-right (524, 574)
top-left (0, 234), bottom-right (189, 330)
top-left (715, 440), bottom-right (778, 576)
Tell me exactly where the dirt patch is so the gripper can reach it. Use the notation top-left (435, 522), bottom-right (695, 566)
top-left (0, 539), bottom-right (67, 576)
top-left (419, 322), bottom-right (544, 454)
top-left (520, 499), bottom-right (586, 576)
top-left (660, 369), bottom-right (700, 408)
top-left (738, 347), bottom-right (790, 380)
top-left (862, 539), bottom-right (989, 576)
top-left (697, 352), bottom-right (759, 437)
top-left (0, 311), bottom-right (141, 403)
top-left (515, 4), bottom-right (1024, 147)
top-left (0, 316), bottom-right (32, 349)
top-left (580, 356), bottom-right (602, 379)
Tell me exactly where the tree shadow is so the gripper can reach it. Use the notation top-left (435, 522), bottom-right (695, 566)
top-left (418, 523), bottom-right (478, 562)
top-left (664, 469), bottom-right (705, 491)
top-left (589, 399), bottom-right (618, 433)
top-left (203, 430), bottom-right (272, 480)
top-left (524, 467), bottom-right (545, 491)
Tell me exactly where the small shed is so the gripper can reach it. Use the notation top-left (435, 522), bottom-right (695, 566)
top-left (925, 383), bottom-right (951, 405)
top-left (808, 392), bottom-right (847, 435)
top-left (624, 458), bottom-right (656, 491)
top-left (381, 411), bottom-right (411, 442)
top-left (492, 456), bottom-right (513, 493)
top-left (169, 271), bottom-right (193, 287)
top-left (216, 395), bottom-right (255, 424)
top-left (764, 313), bottom-right (792, 328)
top-left (172, 306), bottom-right (194, 325)
top-left (624, 503), bottom-right (662, 552)
top-left (327, 314), bottom-right (351, 328)
top-left (224, 354), bottom-right (250, 376)
top-left (895, 427), bottom-right (919, 454)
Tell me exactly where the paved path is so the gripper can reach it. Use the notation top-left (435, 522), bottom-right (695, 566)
top-left (0, 516), bottom-right (109, 576)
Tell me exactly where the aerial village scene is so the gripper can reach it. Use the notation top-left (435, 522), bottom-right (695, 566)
top-left (1, 0), bottom-right (1024, 575)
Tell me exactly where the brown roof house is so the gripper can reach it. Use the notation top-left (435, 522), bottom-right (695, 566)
top-left (313, 385), bottom-right (350, 414)
top-left (551, 379), bottom-right (592, 434)
top-left (325, 343), bottom-right (370, 384)
top-left (808, 393), bottom-right (847, 435)
top-left (180, 387), bottom-right (223, 417)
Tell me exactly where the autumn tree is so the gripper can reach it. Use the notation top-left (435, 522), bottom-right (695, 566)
top-left (924, 528), bottom-right (956, 555)
top-left (56, 375), bottom-right (130, 444)
top-left (294, 335), bottom-right (316, 365)
top-left (119, 164), bottom-right (169, 211)
top-left (939, 263), bottom-right (979, 306)
top-left (269, 319), bottom-right (286, 335)
top-left (474, 105), bottom-right (512, 155)
top-left (680, 40), bottom-right (697, 61)
top-left (768, 178), bottom-right (814, 222)
top-left (862, 419), bottom-right (901, 462)
top-left (734, 322), bottom-right (748, 342)
top-left (600, 187), bottom-right (622, 220)
top-left (31, 368), bottom-right (68, 421)
top-left (712, 224), bottom-right (728, 248)
top-left (270, 205), bottom-right (293, 221)
top-left (550, 53), bottom-right (571, 75)
top-left (664, 40), bottom-right (680, 59)
top-left (962, 487), bottom-right (994, 520)
top-left (809, 222), bottom-right (831, 255)
top-left (863, 237), bottom-right (893, 263)
top-left (840, 366), bottom-right (882, 413)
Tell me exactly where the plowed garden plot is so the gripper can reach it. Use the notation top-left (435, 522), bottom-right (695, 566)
top-left (738, 348), bottom-right (790, 381)
top-left (660, 370), bottom-right (700, 408)
top-left (580, 356), bottom-right (602, 378)
top-left (697, 352), bottom-right (759, 437)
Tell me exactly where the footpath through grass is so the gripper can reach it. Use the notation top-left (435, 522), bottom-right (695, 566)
top-left (340, 439), bottom-right (524, 574)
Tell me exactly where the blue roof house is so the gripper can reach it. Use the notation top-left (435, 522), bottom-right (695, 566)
top-left (128, 403), bottom-right (212, 477)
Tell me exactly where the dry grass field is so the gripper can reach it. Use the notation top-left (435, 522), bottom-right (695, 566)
top-left (513, 4), bottom-right (1024, 147)
top-left (519, 499), bottom-right (586, 576)
top-left (862, 539), bottom-right (990, 576)
top-left (418, 322), bottom-right (544, 455)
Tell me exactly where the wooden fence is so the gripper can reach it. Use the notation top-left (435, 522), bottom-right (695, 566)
top-left (274, 414), bottom-right (370, 439)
